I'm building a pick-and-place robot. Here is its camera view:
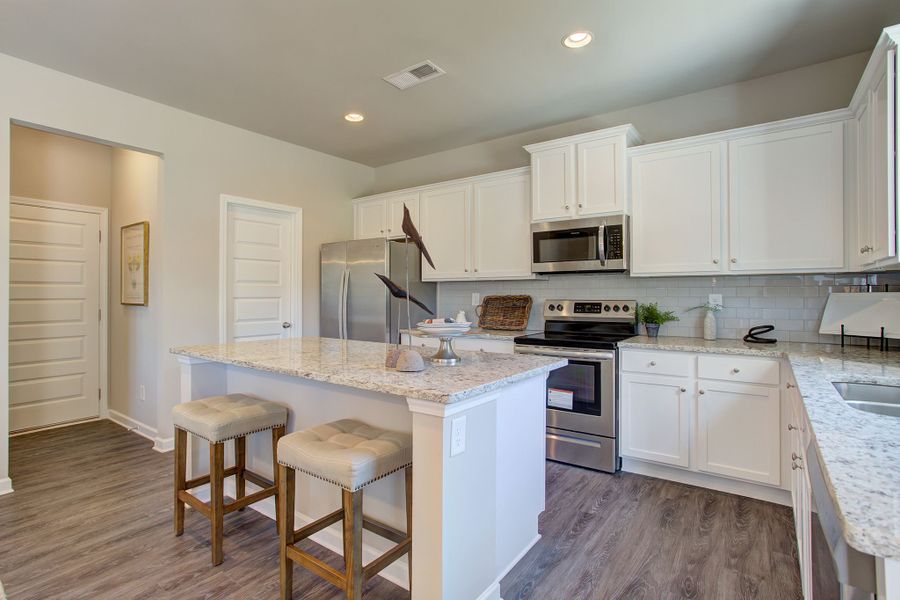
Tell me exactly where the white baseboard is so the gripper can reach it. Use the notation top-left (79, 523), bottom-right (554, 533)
top-left (0, 477), bottom-right (13, 496)
top-left (476, 582), bottom-right (502, 600)
top-left (107, 410), bottom-right (160, 445)
top-left (153, 437), bottom-right (174, 453)
top-left (621, 458), bottom-right (791, 506)
top-left (189, 480), bottom-right (410, 590)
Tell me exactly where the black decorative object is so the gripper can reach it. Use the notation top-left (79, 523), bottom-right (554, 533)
top-left (374, 273), bottom-right (434, 316)
top-left (401, 204), bottom-right (435, 269)
top-left (743, 325), bottom-right (777, 344)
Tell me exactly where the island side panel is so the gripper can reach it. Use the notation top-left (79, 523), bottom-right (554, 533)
top-left (177, 356), bottom-right (226, 481)
top-left (407, 373), bottom-right (547, 600)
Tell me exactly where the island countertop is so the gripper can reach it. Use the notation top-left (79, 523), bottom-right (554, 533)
top-left (171, 337), bottom-right (566, 404)
top-left (621, 335), bottom-right (900, 559)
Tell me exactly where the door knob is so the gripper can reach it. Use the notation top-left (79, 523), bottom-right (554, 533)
top-left (282, 322), bottom-right (292, 329)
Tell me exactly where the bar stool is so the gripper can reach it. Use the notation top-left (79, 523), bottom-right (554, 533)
top-left (276, 419), bottom-right (412, 600)
top-left (172, 393), bottom-right (287, 565)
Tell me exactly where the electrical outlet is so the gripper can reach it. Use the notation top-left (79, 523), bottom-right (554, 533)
top-left (139, 384), bottom-right (146, 402)
top-left (450, 416), bottom-right (467, 457)
top-left (471, 292), bottom-right (480, 306)
top-left (708, 294), bottom-right (723, 309)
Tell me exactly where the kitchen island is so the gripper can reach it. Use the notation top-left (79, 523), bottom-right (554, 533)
top-left (171, 337), bottom-right (565, 600)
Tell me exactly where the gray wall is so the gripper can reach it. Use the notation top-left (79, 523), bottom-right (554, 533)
top-left (438, 273), bottom-right (900, 345)
top-left (370, 52), bottom-right (869, 194)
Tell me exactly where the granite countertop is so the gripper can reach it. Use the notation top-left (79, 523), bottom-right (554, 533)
top-left (403, 327), bottom-right (538, 341)
top-left (171, 337), bottom-right (565, 404)
top-left (621, 335), bottom-right (900, 559)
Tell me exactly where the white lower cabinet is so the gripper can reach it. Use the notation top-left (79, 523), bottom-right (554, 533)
top-left (620, 349), bottom-right (784, 494)
top-left (695, 379), bottom-right (781, 485)
top-left (620, 372), bottom-right (692, 467)
top-left (786, 375), bottom-right (813, 598)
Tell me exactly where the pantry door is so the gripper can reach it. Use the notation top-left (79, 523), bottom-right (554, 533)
top-left (9, 200), bottom-right (105, 432)
top-left (221, 195), bottom-right (302, 342)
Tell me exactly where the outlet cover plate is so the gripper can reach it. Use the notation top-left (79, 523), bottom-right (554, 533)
top-left (451, 416), bottom-right (467, 457)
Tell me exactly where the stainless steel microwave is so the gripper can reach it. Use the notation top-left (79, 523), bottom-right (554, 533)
top-left (531, 215), bottom-right (628, 274)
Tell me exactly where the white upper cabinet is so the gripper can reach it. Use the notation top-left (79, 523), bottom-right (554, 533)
top-left (525, 125), bottom-right (642, 222)
top-left (529, 144), bottom-right (574, 221)
top-left (630, 142), bottom-right (723, 275)
top-left (727, 122), bottom-right (844, 272)
top-left (629, 112), bottom-right (851, 277)
top-left (420, 184), bottom-right (471, 280)
top-left (353, 192), bottom-right (419, 240)
top-left (850, 27), bottom-right (899, 269)
top-left (354, 198), bottom-right (387, 239)
top-left (471, 172), bottom-right (532, 278)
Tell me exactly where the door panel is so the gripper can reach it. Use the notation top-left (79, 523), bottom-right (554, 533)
top-left (577, 138), bottom-right (621, 215)
top-left (225, 203), bottom-right (296, 341)
top-left (355, 199), bottom-right (386, 239)
top-left (472, 174), bottom-right (531, 278)
top-left (420, 184), bottom-right (471, 280)
top-left (869, 49), bottom-right (897, 262)
top-left (630, 143), bottom-right (723, 274)
top-left (387, 193), bottom-right (419, 239)
top-left (531, 145), bottom-right (574, 221)
top-left (320, 242), bottom-right (347, 339)
top-left (346, 238), bottom-right (388, 342)
top-left (9, 203), bottom-right (101, 431)
top-left (620, 372), bottom-right (691, 467)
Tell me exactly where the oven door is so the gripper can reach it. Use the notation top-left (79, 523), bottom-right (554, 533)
top-left (515, 346), bottom-right (616, 438)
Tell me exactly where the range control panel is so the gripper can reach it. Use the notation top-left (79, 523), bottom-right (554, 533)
top-left (543, 299), bottom-right (637, 320)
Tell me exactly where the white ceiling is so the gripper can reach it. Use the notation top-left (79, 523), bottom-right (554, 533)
top-left (1, 0), bottom-right (898, 166)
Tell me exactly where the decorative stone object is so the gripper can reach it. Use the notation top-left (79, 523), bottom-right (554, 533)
top-left (395, 348), bottom-right (425, 372)
top-left (385, 345), bottom-right (402, 368)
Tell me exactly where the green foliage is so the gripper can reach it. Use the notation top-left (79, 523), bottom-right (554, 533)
top-left (636, 302), bottom-right (679, 325)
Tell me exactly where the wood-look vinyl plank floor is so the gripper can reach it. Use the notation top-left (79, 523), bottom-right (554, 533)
top-left (0, 420), bottom-right (801, 599)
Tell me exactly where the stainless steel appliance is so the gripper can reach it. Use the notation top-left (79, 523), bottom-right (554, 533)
top-left (514, 299), bottom-right (638, 472)
top-left (320, 238), bottom-right (436, 343)
top-left (531, 215), bottom-right (628, 274)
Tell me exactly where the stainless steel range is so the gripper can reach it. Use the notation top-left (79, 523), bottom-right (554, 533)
top-left (514, 299), bottom-right (638, 473)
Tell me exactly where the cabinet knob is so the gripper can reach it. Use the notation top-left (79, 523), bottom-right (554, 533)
top-left (787, 424), bottom-right (798, 431)
top-left (380, 230), bottom-right (384, 234)
top-left (730, 258), bottom-right (737, 263)
top-left (786, 382), bottom-right (795, 389)
top-left (732, 368), bottom-right (740, 374)
top-left (680, 387), bottom-right (687, 393)
top-left (649, 361), bottom-right (656, 366)
top-left (387, 228), bottom-right (391, 233)
top-left (791, 462), bottom-right (803, 471)
top-left (578, 203), bottom-right (583, 209)
top-left (464, 268), bottom-right (468, 272)
top-left (861, 245), bottom-right (873, 253)
top-left (713, 259), bottom-right (719, 264)
top-left (698, 389), bottom-right (705, 395)
top-left (792, 452), bottom-right (802, 462)
top-left (282, 322), bottom-right (292, 329)
top-left (474, 268), bottom-right (478, 272)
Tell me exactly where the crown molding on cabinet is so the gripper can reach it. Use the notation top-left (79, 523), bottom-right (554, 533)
top-left (353, 166), bottom-right (531, 203)
top-left (522, 123), bottom-right (643, 154)
top-left (849, 25), bottom-right (900, 112)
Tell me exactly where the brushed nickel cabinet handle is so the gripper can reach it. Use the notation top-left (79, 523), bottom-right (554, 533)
top-left (713, 259), bottom-right (719, 264)
top-left (649, 361), bottom-right (656, 366)
top-left (786, 382), bottom-right (795, 389)
top-left (732, 368), bottom-right (741, 374)
top-left (792, 462), bottom-right (803, 470)
top-left (680, 387), bottom-right (687, 393)
top-left (792, 452), bottom-right (802, 461)
top-left (698, 390), bottom-right (706, 395)
top-left (731, 258), bottom-right (737, 263)
top-left (787, 424), bottom-right (798, 431)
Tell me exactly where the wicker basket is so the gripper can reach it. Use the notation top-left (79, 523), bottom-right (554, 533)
top-left (475, 295), bottom-right (533, 330)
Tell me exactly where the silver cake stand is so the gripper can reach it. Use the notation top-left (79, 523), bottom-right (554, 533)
top-left (417, 329), bottom-right (468, 365)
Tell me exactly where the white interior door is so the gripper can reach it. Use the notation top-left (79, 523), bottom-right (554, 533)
top-left (224, 201), bottom-right (299, 342)
top-left (9, 202), bottom-right (101, 432)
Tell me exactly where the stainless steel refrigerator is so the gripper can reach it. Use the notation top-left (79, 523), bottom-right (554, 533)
top-left (320, 238), bottom-right (437, 343)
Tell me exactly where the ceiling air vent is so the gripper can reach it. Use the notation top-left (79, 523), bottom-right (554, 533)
top-left (383, 60), bottom-right (446, 90)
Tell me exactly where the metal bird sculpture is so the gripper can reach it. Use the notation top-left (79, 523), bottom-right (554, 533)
top-left (401, 204), bottom-right (435, 269)
top-left (374, 273), bottom-right (435, 315)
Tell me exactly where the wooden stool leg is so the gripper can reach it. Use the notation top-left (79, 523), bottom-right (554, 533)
top-left (405, 466), bottom-right (413, 595)
top-left (174, 428), bottom-right (187, 536)
top-left (272, 425), bottom-right (285, 526)
top-left (210, 441), bottom-right (225, 566)
top-left (278, 464), bottom-right (295, 600)
top-left (343, 488), bottom-right (364, 600)
top-left (234, 436), bottom-right (246, 510)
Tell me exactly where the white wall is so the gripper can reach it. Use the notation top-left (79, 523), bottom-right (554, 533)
top-left (0, 52), bottom-right (374, 487)
top-left (109, 148), bottom-right (161, 430)
top-left (370, 51), bottom-right (869, 193)
top-left (10, 124), bottom-right (112, 207)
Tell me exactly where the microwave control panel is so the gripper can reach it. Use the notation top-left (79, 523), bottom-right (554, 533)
top-left (605, 225), bottom-right (624, 260)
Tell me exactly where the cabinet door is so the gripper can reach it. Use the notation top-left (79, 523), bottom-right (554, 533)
top-left (472, 173), bottom-right (531, 278)
top-left (386, 192), bottom-right (419, 239)
top-left (728, 122), bottom-right (845, 272)
top-left (630, 143), bottom-right (723, 275)
top-left (354, 199), bottom-right (386, 239)
top-left (868, 48), bottom-right (897, 263)
top-left (419, 184), bottom-right (471, 280)
top-left (530, 145), bottom-right (575, 221)
top-left (855, 100), bottom-right (874, 267)
top-left (620, 373), bottom-right (691, 467)
top-left (696, 380), bottom-right (780, 485)
top-left (576, 137), bottom-right (622, 216)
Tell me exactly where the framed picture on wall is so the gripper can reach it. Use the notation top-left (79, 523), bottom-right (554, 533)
top-left (121, 221), bottom-right (149, 306)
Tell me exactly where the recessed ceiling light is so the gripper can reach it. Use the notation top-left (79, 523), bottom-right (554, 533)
top-left (562, 31), bottom-right (593, 49)
top-left (344, 113), bottom-right (365, 122)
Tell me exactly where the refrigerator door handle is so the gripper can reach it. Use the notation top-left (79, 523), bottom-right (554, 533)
top-left (340, 268), bottom-right (350, 339)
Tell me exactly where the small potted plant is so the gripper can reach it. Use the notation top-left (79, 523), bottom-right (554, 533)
top-left (636, 302), bottom-right (679, 338)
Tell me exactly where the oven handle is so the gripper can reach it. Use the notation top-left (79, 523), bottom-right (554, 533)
top-left (515, 345), bottom-right (615, 361)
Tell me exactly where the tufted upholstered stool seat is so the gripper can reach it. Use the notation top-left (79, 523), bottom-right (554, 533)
top-left (172, 394), bottom-right (287, 566)
top-left (276, 419), bottom-right (413, 600)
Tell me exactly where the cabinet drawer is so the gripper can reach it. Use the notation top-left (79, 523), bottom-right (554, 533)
top-left (454, 337), bottom-right (514, 354)
top-left (621, 350), bottom-right (693, 377)
top-left (698, 355), bottom-right (779, 386)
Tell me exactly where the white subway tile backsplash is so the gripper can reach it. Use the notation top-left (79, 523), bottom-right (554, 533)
top-left (437, 272), bottom-right (900, 344)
